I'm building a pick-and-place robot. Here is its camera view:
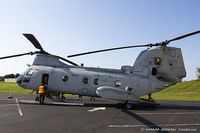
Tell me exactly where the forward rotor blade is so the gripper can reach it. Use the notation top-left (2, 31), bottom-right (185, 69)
top-left (51, 54), bottom-right (79, 66)
top-left (23, 33), bottom-right (44, 51)
top-left (168, 30), bottom-right (200, 44)
top-left (0, 52), bottom-right (33, 60)
top-left (68, 44), bottom-right (150, 57)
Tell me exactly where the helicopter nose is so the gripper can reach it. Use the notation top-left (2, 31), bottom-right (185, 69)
top-left (16, 75), bottom-right (24, 85)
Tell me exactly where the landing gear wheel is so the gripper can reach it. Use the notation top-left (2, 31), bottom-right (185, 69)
top-left (125, 103), bottom-right (133, 109)
top-left (60, 93), bottom-right (66, 102)
top-left (123, 101), bottom-right (133, 109)
top-left (60, 96), bottom-right (64, 102)
top-left (39, 94), bottom-right (45, 104)
top-left (147, 93), bottom-right (155, 102)
top-left (35, 97), bottom-right (39, 101)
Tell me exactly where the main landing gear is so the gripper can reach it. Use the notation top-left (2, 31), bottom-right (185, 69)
top-left (124, 101), bottom-right (133, 109)
top-left (35, 96), bottom-right (39, 101)
top-left (147, 93), bottom-right (155, 102)
top-left (60, 93), bottom-right (66, 101)
top-left (123, 100), bottom-right (159, 109)
top-left (123, 94), bottom-right (157, 109)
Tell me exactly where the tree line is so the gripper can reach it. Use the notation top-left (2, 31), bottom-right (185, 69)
top-left (0, 73), bottom-right (20, 82)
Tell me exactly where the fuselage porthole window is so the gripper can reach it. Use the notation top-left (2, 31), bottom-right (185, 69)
top-left (94, 78), bottom-right (99, 85)
top-left (83, 77), bottom-right (89, 84)
top-left (115, 80), bottom-right (122, 87)
top-left (62, 76), bottom-right (68, 82)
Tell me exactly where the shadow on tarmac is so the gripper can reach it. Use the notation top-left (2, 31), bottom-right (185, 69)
top-left (1, 95), bottom-right (200, 111)
top-left (158, 104), bottom-right (200, 111)
top-left (121, 109), bottom-right (169, 133)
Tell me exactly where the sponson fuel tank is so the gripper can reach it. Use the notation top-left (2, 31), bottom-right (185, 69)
top-left (96, 86), bottom-right (138, 101)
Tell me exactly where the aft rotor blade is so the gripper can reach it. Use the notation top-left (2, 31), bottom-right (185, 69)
top-left (0, 52), bottom-right (33, 60)
top-left (51, 54), bottom-right (79, 66)
top-left (168, 30), bottom-right (200, 44)
top-left (68, 29), bottom-right (200, 57)
top-left (23, 33), bottom-right (44, 51)
top-left (68, 44), bottom-right (150, 57)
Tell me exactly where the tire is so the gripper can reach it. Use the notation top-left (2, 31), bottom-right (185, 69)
top-left (35, 97), bottom-right (39, 101)
top-left (125, 103), bottom-right (133, 109)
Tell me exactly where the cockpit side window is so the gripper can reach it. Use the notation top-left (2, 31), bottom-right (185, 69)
top-left (26, 69), bottom-right (34, 76)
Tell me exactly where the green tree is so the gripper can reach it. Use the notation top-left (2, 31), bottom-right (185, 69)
top-left (15, 73), bottom-right (20, 78)
top-left (0, 76), bottom-right (4, 82)
top-left (197, 67), bottom-right (200, 79)
top-left (0, 73), bottom-right (20, 82)
top-left (4, 74), bottom-right (15, 78)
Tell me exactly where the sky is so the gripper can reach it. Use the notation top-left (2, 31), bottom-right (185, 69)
top-left (0, 0), bottom-right (200, 80)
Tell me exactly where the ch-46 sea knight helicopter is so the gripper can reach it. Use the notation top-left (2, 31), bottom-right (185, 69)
top-left (0, 30), bottom-right (200, 108)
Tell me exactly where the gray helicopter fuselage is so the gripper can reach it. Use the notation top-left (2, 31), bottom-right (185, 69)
top-left (17, 46), bottom-right (186, 101)
top-left (18, 64), bottom-right (132, 97)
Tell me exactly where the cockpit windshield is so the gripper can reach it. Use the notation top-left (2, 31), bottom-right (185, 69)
top-left (26, 69), bottom-right (34, 76)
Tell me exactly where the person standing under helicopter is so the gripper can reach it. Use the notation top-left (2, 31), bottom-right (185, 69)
top-left (38, 74), bottom-right (49, 104)
top-left (38, 83), bottom-right (47, 104)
